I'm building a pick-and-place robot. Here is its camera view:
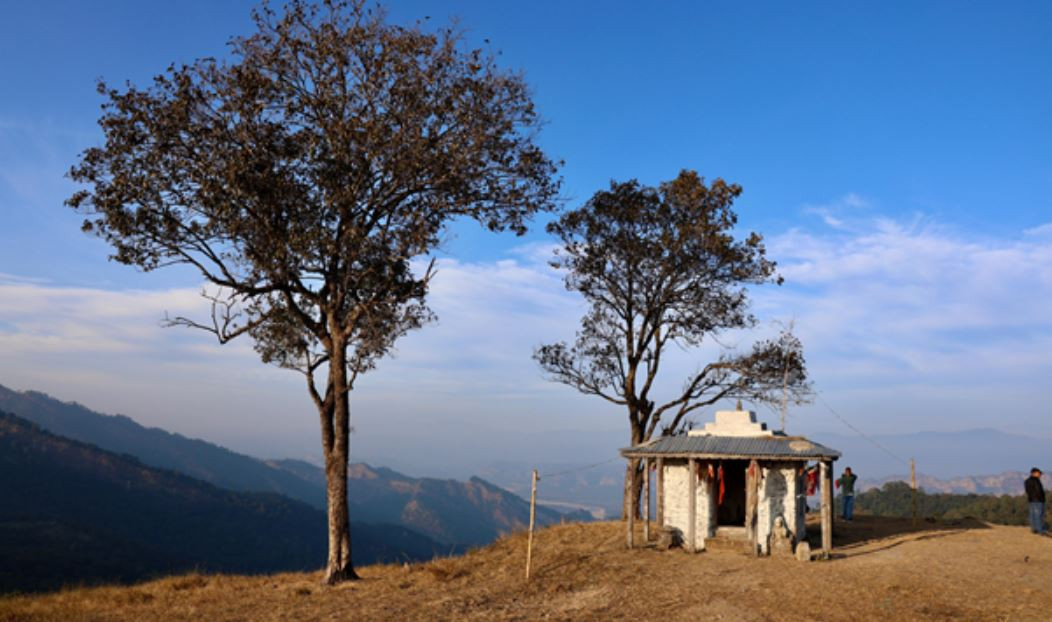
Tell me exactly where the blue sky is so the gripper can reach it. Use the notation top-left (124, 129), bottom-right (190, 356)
top-left (1, 2), bottom-right (1050, 478)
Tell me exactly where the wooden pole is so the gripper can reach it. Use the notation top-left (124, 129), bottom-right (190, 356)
top-left (910, 458), bottom-right (917, 528)
top-left (656, 457), bottom-right (664, 528)
top-left (779, 318), bottom-right (794, 433)
top-left (745, 460), bottom-right (759, 556)
top-left (526, 469), bottom-right (538, 580)
top-left (820, 460), bottom-right (833, 558)
top-left (626, 462), bottom-right (635, 549)
top-left (643, 457), bottom-right (651, 543)
top-left (688, 458), bottom-right (697, 553)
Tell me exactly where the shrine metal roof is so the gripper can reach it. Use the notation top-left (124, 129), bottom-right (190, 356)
top-left (620, 434), bottom-right (840, 461)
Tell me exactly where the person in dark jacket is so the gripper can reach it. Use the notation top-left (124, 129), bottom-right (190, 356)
top-left (837, 467), bottom-right (858, 521)
top-left (1025, 467), bottom-right (1046, 535)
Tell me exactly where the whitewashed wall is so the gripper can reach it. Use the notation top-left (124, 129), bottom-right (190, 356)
top-left (756, 462), bottom-right (803, 554)
top-left (661, 460), bottom-right (713, 550)
top-left (795, 467), bottom-right (808, 542)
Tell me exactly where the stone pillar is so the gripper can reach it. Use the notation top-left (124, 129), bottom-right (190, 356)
top-left (626, 460), bottom-right (635, 549)
top-left (643, 457), bottom-right (651, 543)
top-left (820, 460), bottom-right (833, 558)
top-left (656, 457), bottom-right (664, 527)
top-left (688, 457), bottom-right (697, 553)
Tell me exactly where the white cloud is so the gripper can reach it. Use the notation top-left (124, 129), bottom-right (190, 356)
top-left (2, 213), bottom-right (1051, 472)
top-left (1024, 222), bottom-right (1052, 238)
top-left (761, 215), bottom-right (1052, 436)
top-left (0, 118), bottom-right (89, 206)
top-left (801, 193), bottom-right (872, 230)
top-left (0, 276), bottom-right (306, 453)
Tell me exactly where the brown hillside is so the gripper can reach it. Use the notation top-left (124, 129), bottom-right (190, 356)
top-left (3, 516), bottom-right (1051, 621)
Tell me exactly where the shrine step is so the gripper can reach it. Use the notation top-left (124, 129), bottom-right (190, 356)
top-left (704, 526), bottom-right (751, 553)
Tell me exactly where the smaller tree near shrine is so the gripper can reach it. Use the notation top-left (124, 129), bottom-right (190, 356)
top-left (534, 170), bottom-right (810, 519)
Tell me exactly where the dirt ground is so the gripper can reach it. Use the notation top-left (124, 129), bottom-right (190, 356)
top-left (3, 515), bottom-right (1052, 621)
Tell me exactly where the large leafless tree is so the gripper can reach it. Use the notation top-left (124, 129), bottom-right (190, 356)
top-left (534, 171), bottom-right (808, 519)
top-left (67, 0), bottom-right (559, 583)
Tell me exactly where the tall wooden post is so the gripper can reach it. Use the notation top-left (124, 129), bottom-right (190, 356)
top-left (745, 459), bottom-right (759, 556)
top-left (910, 458), bottom-right (917, 528)
top-left (820, 460), bottom-right (833, 558)
top-left (626, 461), bottom-right (635, 549)
top-left (643, 457), bottom-right (651, 543)
top-left (526, 469), bottom-right (538, 580)
top-left (688, 457), bottom-right (697, 553)
top-left (656, 457), bottom-right (664, 528)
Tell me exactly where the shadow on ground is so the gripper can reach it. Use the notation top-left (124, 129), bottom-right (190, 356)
top-left (803, 514), bottom-right (990, 558)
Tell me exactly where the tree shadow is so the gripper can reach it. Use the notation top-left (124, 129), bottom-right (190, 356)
top-left (804, 514), bottom-right (990, 559)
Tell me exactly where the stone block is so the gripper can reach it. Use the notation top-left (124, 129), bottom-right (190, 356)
top-left (656, 526), bottom-right (681, 551)
top-left (794, 540), bottom-right (812, 562)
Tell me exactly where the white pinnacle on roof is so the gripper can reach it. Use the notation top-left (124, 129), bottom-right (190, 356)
top-left (689, 408), bottom-right (773, 437)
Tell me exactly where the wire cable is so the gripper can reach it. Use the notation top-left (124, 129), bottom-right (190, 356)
top-left (815, 391), bottom-right (909, 466)
top-left (540, 456), bottom-right (620, 479)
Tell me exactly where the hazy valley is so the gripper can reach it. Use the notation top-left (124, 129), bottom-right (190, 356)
top-left (0, 386), bottom-right (588, 594)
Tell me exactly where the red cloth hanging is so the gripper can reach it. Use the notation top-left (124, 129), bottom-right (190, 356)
top-left (717, 463), bottom-right (726, 506)
top-left (806, 467), bottom-right (818, 496)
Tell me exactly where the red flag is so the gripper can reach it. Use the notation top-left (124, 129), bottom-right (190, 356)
top-left (717, 464), bottom-right (725, 506)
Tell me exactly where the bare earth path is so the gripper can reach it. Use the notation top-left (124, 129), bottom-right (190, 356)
top-left (3, 516), bottom-right (1051, 621)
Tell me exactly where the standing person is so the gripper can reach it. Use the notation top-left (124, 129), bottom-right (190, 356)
top-left (1025, 467), bottom-right (1046, 535)
top-left (836, 467), bottom-right (858, 521)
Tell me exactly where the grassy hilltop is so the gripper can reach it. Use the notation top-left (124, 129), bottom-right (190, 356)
top-left (3, 517), bottom-right (1052, 621)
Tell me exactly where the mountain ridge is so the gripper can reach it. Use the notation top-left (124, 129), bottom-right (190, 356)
top-left (860, 470), bottom-right (1051, 496)
top-left (0, 384), bottom-right (586, 548)
top-left (0, 410), bottom-right (446, 594)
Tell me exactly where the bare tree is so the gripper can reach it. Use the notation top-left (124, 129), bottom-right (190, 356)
top-left (67, 0), bottom-right (559, 583)
top-left (534, 171), bottom-right (808, 519)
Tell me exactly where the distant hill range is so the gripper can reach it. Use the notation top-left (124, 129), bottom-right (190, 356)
top-left (0, 385), bottom-right (322, 505)
top-left (860, 471), bottom-right (1050, 496)
top-left (0, 384), bottom-right (587, 549)
top-left (0, 411), bottom-right (444, 594)
top-left (850, 480), bottom-right (1047, 526)
top-left (477, 425), bottom-right (1052, 518)
top-left (267, 459), bottom-right (589, 546)
top-left (821, 428), bottom-right (1052, 481)
top-left (478, 460), bottom-right (625, 520)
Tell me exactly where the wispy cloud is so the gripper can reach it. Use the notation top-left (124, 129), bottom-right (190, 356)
top-left (0, 117), bottom-right (89, 206)
top-left (2, 211), bottom-right (1051, 468)
top-left (801, 192), bottom-right (871, 230)
top-left (760, 214), bottom-right (1052, 437)
top-left (0, 276), bottom-right (306, 456)
top-left (1024, 222), bottom-right (1052, 238)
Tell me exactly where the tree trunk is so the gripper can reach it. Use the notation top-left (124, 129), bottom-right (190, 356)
top-left (322, 441), bottom-right (356, 583)
top-left (622, 424), bottom-right (645, 520)
top-left (622, 458), bottom-right (641, 520)
top-left (321, 340), bottom-right (359, 584)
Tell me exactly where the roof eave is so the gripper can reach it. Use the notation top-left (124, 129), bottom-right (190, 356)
top-left (619, 448), bottom-right (842, 461)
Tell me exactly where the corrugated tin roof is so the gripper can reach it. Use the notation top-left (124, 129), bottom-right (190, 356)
top-left (620, 434), bottom-right (840, 460)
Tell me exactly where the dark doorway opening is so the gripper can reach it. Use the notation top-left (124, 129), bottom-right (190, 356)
top-left (716, 459), bottom-right (748, 526)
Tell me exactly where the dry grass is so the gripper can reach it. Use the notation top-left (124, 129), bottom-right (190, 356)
top-left (3, 516), bottom-right (1052, 621)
